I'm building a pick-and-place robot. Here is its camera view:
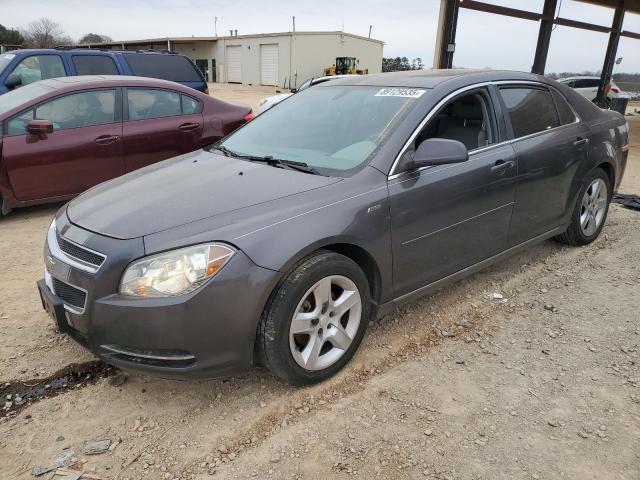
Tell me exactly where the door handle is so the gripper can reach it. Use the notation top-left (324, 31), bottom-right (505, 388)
top-left (94, 135), bottom-right (119, 145)
top-left (490, 159), bottom-right (515, 174)
top-left (574, 137), bottom-right (589, 148)
top-left (178, 122), bottom-right (200, 132)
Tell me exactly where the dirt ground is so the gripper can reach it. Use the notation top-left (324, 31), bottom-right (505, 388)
top-left (0, 91), bottom-right (639, 480)
top-left (207, 83), bottom-right (289, 112)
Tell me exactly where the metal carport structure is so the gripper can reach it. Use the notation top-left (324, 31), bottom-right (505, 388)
top-left (434, 0), bottom-right (640, 105)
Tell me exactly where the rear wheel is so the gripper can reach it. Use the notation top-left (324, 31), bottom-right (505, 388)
top-left (555, 168), bottom-right (611, 246)
top-left (258, 251), bottom-right (371, 385)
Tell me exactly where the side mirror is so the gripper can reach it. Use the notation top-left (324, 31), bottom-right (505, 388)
top-left (290, 88), bottom-right (298, 94)
top-left (26, 119), bottom-right (54, 135)
top-left (5, 73), bottom-right (22, 89)
top-left (412, 138), bottom-right (468, 168)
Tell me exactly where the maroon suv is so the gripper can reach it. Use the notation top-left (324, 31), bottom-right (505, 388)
top-left (0, 75), bottom-right (252, 215)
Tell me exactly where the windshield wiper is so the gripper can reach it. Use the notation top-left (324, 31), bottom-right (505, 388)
top-left (212, 146), bottom-right (321, 175)
top-left (210, 145), bottom-right (240, 158)
top-left (259, 157), bottom-right (322, 175)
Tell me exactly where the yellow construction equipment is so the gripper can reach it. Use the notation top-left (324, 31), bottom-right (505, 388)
top-left (323, 57), bottom-right (368, 76)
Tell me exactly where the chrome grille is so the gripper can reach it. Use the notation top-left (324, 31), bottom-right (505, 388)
top-left (56, 231), bottom-right (105, 268)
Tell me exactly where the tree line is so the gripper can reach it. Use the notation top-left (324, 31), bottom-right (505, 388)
top-left (0, 18), bottom-right (112, 49)
top-left (382, 57), bottom-right (424, 72)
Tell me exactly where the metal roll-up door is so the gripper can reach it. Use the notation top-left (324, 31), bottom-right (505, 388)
top-left (260, 44), bottom-right (278, 86)
top-left (226, 46), bottom-right (242, 83)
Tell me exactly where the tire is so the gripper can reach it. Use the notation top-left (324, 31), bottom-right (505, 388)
top-left (555, 168), bottom-right (611, 246)
top-left (258, 250), bottom-right (371, 385)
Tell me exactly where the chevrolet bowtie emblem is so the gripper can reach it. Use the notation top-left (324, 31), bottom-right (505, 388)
top-left (45, 255), bottom-right (55, 272)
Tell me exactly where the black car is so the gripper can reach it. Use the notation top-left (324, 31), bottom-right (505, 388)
top-left (38, 69), bottom-right (629, 385)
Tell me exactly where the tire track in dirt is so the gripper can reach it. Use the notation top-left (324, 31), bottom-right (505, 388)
top-left (156, 215), bottom-right (623, 471)
top-left (170, 209), bottom-right (632, 477)
top-left (0, 360), bottom-right (112, 420)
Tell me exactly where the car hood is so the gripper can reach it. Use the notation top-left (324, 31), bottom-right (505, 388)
top-left (67, 149), bottom-right (340, 240)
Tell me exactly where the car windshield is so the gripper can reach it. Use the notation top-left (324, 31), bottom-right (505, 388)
top-left (0, 81), bottom-right (55, 116)
top-left (219, 86), bottom-right (423, 176)
top-left (297, 78), bottom-right (313, 91)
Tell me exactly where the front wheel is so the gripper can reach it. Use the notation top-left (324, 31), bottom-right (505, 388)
top-left (258, 251), bottom-right (371, 385)
top-left (555, 168), bottom-right (611, 246)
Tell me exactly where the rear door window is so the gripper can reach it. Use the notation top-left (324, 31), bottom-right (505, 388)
top-left (123, 54), bottom-right (202, 82)
top-left (35, 90), bottom-right (116, 130)
top-left (574, 79), bottom-right (599, 88)
top-left (72, 55), bottom-right (119, 75)
top-left (551, 89), bottom-right (576, 125)
top-left (499, 87), bottom-right (560, 138)
top-left (127, 89), bottom-right (181, 120)
top-left (11, 55), bottom-right (66, 85)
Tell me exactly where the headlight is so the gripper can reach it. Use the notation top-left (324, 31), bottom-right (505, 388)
top-left (120, 243), bottom-right (235, 298)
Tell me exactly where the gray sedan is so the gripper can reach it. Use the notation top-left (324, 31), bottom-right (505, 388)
top-left (38, 69), bottom-right (629, 385)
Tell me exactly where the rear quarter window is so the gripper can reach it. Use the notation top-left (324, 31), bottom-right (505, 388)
top-left (181, 95), bottom-right (202, 114)
top-left (551, 89), bottom-right (576, 125)
top-left (72, 55), bottom-right (119, 75)
top-left (123, 54), bottom-right (203, 82)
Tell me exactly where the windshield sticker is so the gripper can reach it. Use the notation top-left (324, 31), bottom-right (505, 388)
top-left (2, 54), bottom-right (16, 60)
top-left (375, 87), bottom-right (426, 98)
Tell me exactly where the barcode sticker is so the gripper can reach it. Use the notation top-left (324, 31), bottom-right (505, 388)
top-left (375, 88), bottom-right (426, 98)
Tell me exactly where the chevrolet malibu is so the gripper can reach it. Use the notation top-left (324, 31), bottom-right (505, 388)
top-left (0, 75), bottom-right (252, 215)
top-left (38, 70), bottom-right (629, 385)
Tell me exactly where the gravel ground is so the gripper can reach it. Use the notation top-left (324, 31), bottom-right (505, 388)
top-left (0, 95), bottom-right (638, 480)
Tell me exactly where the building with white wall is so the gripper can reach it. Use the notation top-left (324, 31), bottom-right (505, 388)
top-left (83, 31), bottom-right (384, 88)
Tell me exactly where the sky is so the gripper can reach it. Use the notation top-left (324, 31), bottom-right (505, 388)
top-left (1, 0), bottom-right (639, 73)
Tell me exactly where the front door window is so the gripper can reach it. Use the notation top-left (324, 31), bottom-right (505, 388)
top-left (12, 55), bottom-right (66, 86)
top-left (36, 90), bottom-right (116, 130)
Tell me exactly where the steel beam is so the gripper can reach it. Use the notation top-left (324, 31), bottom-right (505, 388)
top-left (554, 17), bottom-right (612, 33)
top-left (434, 0), bottom-right (460, 69)
top-left (596, 1), bottom-right (625, 106)
top-left (459, 0), bottom-right (541, 21)
top-left (532, 0), bottom-right (558, 74)
top-left (621, 29), bottom-right (640, 40)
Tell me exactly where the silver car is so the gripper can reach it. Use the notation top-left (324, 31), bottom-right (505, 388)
top-left (257, 75), bottom-right (352, 114)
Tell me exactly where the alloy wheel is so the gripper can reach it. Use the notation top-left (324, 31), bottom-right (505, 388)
top-left (289, 275), bottom-right (362, 371)
top-left (580, 178), bottom-right (608, 237)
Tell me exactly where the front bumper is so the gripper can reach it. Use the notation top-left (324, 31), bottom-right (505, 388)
top-left (40, 211), bottom-right (282, 380)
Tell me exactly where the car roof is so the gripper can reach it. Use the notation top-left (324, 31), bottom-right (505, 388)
top-left (322, 69), bottom-right (547, 89)
top-left (37, 75), bottom-right (195, 91)
top-left (0, 75), bottom-right (211, 120)
top-left (558, 76), bottom-right (600, 81)
top-left (5, 48), bottom-right (174, 56)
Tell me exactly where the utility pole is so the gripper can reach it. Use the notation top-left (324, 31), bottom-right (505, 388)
top-left (214, 17), bottom-right (218, 36)
top-left (369, 25), bottom-right (372, 38)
